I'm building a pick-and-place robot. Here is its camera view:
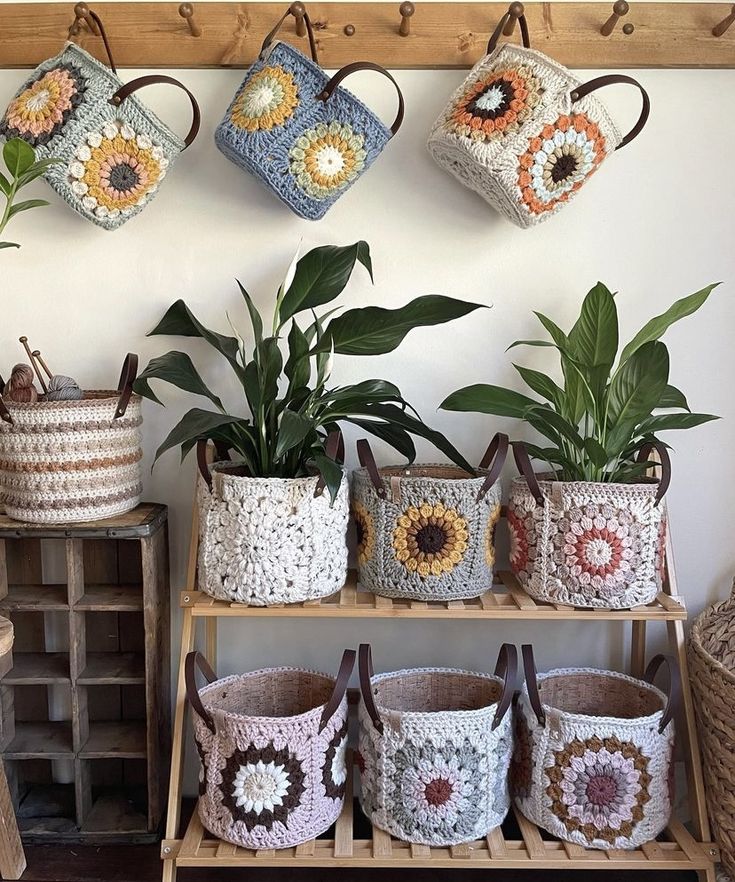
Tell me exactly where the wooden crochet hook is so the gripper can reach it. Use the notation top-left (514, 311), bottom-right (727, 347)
top-left (19, 337), bottom-right (47, 393)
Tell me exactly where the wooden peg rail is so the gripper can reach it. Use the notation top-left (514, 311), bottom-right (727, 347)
top-left (0, 2), bottom-right (734, 69)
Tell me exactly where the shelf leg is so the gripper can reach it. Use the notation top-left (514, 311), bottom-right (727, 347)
top-left (205, 618), bottom-right (217, 672)
top-left (0, 759), bottom-right (25, 880)
top-left (630, 620), bottom-right (646, 678)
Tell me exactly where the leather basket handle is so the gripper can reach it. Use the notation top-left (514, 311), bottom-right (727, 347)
top-left (109, 76), bottom-right (201, 148)
top-left (512, 441), bottom-right (545, 507)
top-left (314, 429), bottom-right (345, 497)
top-left (477, 432), bottom-right (509, 502)
top-left (636, 439), bottom-right (671, 506)
top-left (644, 654), bottom-right (681, 734)
top-left (487, 10), bottom-right (531, 54)
top-left (492, 642), bottom-right (518, 730)
top-left (114, 353), bottom-right (138, 419)
top-left (571, 75), bottom-right (650, 150)
top-left (196, 439), bottom-right (234, 490)
top-left (0, 396), bottom-right (13, 426)
top-left (357, 438), bottom-right (387, 499)
top-left (261, 5), bottom-right (319, 63)
top-left (74, 9), bottom-right (117, 73)
top-left (358, 643), bottom-right (384, 734)
top-left (317, 63), bottom-right (405, 136)
top-left (522, 644), bottom-right (546, 726)
top-left (318, 648), bottom-right (356, 733)
top-left (185, 651), bottom-right (218, 734)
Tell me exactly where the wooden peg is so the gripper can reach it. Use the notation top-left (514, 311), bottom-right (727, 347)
top-left (503, 2), bottom-right (525, 36)
top-left (601, 0), bottom-right (630, 36)
top-left (178, 3), bottom-right (201, 37)
top-left (343, 24), bottom-right (356, 36)
top-left (713, 4), bottom-right (735, 36)
top-left (290, 2), bottom-right (307, 38)
top-left (69, 2), bottom-right (100, 37)
top-left (399, 2), bottom-right (415, 37)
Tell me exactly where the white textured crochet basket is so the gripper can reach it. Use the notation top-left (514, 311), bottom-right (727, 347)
top-left (506, 442), bottom-right (669, 609)
top-left (186, 649), bottom-right (355, 850)
top-left (513, 646), bottom-right (678, 850)
top-left (350, 434), bottom-right (507, 601)
top-left (0, 354), bottom-right (142, 523)
top-left (357, 643), bottom-right (516, 846)
top-left (426, 12), bottom-right (650, 228)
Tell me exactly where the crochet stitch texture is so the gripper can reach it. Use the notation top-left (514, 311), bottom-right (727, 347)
top-left (215, 42), bottom-right (392, 220)
top-left (427, 44), bottom-right (622, 228)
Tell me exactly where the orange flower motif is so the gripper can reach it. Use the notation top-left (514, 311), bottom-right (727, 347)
top-left (1, 64), bottom-right (86, 147)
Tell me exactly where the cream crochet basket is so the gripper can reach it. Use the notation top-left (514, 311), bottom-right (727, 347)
top-left (0, 354), bottom-right (142, 523)
top-left (513, 646), bottom-right (679, 850)
top-left (357, 643), bottom-right (516, 846)
top-left (507, 441), bottom-right (669, 609)
top-left (426, 11), bottom-right (650, 228)
top-left (350, 434), bottom-right (507, 601)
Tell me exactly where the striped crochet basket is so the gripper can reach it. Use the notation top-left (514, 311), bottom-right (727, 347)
top-left (357, 643), bottom-right (516, 846)
top-left (186, 649), bottom-right (355, 850)
top-left (513, 646), bottom-right (678, 850)
top-left (0, 354), bottom-right (142, 524)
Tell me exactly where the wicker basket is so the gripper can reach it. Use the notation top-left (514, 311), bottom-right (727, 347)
top-left (689, 580), bottom-right (735, 880)
top-left (513, 645), bottom-right (679, 850)
top-left (186, 649), bottom-right (355, 850)
top-left (350, 434), bottom-right (508, 601)
top-left (357, 643), bottom-right (516, 845)
top-left (0, 354), bottom-right (142, 523)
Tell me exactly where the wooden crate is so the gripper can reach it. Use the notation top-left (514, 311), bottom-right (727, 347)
top-left (0, 504), bottom-right (170, 844)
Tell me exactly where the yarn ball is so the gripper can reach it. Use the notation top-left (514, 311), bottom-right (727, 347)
top-left (4, 363), bottom-right (38, 403)
top-left (45, 375), bottom-right (83, 401)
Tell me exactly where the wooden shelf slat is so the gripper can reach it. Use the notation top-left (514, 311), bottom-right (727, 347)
top-left (0, 504), bottom-right (166, 538)
top-left (77, 652), bottom-right (145, 684)
top-left (80, 721), bottom-right (147, 759)
top-left (0, 584), bottom-right (68, 611)
top-left (3, 721), bottom-right (73, 759)
top-left (2, 652), bottom-right (69, 684)
top-left (75, 585), bottom-right (144, 611)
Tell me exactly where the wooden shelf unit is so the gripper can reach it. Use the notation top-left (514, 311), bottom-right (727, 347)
top-left (162, 510), bottom-right (718, 882)
top-left (0, 505), bottom-right (170, 843)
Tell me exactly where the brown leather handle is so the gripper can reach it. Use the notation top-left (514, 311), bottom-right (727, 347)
top-left (114, 353), bottom-right (138, 419)
top-left (512, 441), bottom-right (545, 507)
top-left (522, 644), bottom-right (545, 726)
top-left (261, 5), bottom-right (319, 63)
top-left (492, 642), bottom-right (518, 730)
top-left (636, 439), bottom-right (671, 506)
top-left (74, 9), bottom-right (117, 73)
top-left (185, 651), bottom-right (218, 734)
top-left (318, 648), bottom-right (356, 733)
top-left (0, 396), bottom-right (13, 426)
top-left (109, 76), bottom-right (201, 148)
top-left (487, 11), bottom-right (531, 54)
top-left (644, 654), bottom-right (681, 734)
top-left (571, 75), bottom-right (650, 149)
top-left (357, 439), bottom-right (387, 500)
top-left (358, 643), bottom-right (384, 734)
top-left (314, 429), bottom-right (345, 497)
top-left (477, 432), bottom-right (509, 502)
top-left (317, 63), bottom-right (405, 136)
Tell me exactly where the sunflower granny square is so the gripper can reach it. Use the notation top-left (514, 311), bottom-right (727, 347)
top-left (215, 42), bottom-right (393, 220)
top-left (0, 43), bottom-right (186, 230)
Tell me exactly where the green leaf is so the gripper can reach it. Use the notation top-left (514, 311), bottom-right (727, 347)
top-left (568, 282), bottom-right (618, 371)
top-left (133, 351), bottom-right (224, 411)
top-left (583, 437), bottom-right (609, 469)
top-left (607, 341), bottom-right (670, 451)
top-left (524, 405), bottom-right (585, 450)
top-left (3, 139), bottom-right (35, 178)
top-left (237, 281), bottom-right (262, 346)
top-left (15, 158), bottom-right (61, 188)
top-left (318, 296), bottom-right (485, 356)
top-left (278, 242), bottom-right (372, 324)
top-left (312, 453), bottom-right (344, 504)
top-left (242, 360), bottom-right (261, 414)
top-left (506, 339), bottom-right (556, 351)
top-left (345, 420), bottom-right (417, 461)
top-left (534, 312), bottom-right (570, 350)
top-left (8, 198), bottom-right (49, 219)
top-left (148, 300), bottom-right (242, 368)
top-left (619, 283), bottom-right (719, 363)
top-left (0, 171), bottom-right (10, 196)
top-left (659, 385), bottom-right (690, 412)
top-left (275, 409), bottom-right (315, 459)
top-left (441, 384), bottom-right (537, 418)
top-left (637, 412), bottom-right (719, 433)
top-left (153, 409), bottom-right (244, 463)
top-left (513, 364), bottom-right (562, 406)
top-left (324, 379), bottom-right (405, 410)
top-left (0, 242), bottom-right (20, 250)
top-left (284, 321), bottom-right (310, 390)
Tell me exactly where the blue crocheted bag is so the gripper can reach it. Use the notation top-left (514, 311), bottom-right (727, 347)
top-left (215, 7), bottom-right (404, 220)
top-left (0, 12), bottom-right (200, 230)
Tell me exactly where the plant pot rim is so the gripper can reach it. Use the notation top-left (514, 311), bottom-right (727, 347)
top-left (210, 460), bottom-right (346, 482)
top-left (512, 472), bottom-right (660, 490)
top-left (353, 462), bottom-right (484, 482)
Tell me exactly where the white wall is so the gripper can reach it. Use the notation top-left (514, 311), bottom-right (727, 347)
top-left (1, 12), bottom-right (733, 792)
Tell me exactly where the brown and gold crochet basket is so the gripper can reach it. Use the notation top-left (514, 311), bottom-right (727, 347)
top-left (689, 580), bottom-right (735, 880)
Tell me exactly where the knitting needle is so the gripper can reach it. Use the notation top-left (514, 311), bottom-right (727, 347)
top-left (19, 337), bottom-right (48, 393)
top-left (32, 350), bottom-right (54, 383)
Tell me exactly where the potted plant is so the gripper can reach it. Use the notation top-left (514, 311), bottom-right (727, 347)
top-left (441, 281), bottom-right (719, 609)
top-left (136, 241), bottom-right (482, 606)
top-left (1, 139), bottom-right (58, 249)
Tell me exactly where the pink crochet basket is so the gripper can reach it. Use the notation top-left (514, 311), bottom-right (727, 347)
top-left (186, 649), bottom-right (355, 849)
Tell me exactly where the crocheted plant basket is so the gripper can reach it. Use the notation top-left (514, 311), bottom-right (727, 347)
top-left (214, 6), bottom-right (404, 220)
top-left (0, 354), bottom-right (142, 524)
top-left (357, 643), bottom-right (517, 846)
top-left (186, 649), bottom-right (355, 850)
top-left (689, 580), bottom-right (735, 880)
top-left (0, 13), bottom-right (200, 230)
top-left (350, 434), bottom-right (508, 601)
top-left (506, 442), bottom-right (670, 609)
top-left (426, 11), bottom-right (650, 228)
top-left (513, 646), bottom-right (679, 850)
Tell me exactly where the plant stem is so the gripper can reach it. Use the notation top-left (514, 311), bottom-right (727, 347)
top-left (0, 178), bottom-right (17, 239)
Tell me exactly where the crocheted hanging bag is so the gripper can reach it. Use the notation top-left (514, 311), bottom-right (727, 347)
top-left (357, 643), bottom-right (517, 846)
top-left (0, 10), bottom-right (200, 230)
top-left (350, 434), bottom-right (508, 601)
top-left (507, 441), bottom-right (670, 609)
top-left (426, 10), bottom-right (650, 228)
top-left (196, 432), bottom-right (349, 605)
top-left (214, 5), bottom-right (405, 220)
top-left (186, 648), bottom-right (355, 850)
top-left (0, 354), bottom-right (142, 524)
top-left (689, 578), bottom-right (735, 879)
top-left (513, 645), bottom-right (679, 850)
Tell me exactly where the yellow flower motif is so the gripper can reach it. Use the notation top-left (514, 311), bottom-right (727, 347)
top-left (392, 501), bottom-right (469, 578)
top-left (485, 504), bottom-right (502, 567)
top-left (352, 500), bottom-right (375, 567)
top-left (230, 66), bottom-right (298, 132)
top-left (289, 121), bottom-right (366, 201)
